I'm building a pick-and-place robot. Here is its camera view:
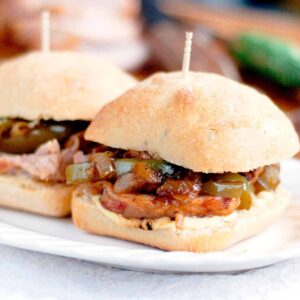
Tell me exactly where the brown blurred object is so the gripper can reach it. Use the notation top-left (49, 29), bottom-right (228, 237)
top-left (288, 108), bottom-right (300, 158)
top-left (282, 0), bottom-right (300, 13)
top-left (288, 109), bottom-right (300, 136)
top-left (146, 21), bottom-right (240, 80)
top-left (160, 0), bottom-right (300, 45)
top-left (0, 0), bottom-right (149, 70)
top-left (241, 71), bottom-right (300, 111)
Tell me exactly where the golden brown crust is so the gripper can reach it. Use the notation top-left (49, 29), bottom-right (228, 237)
top-left (0, 174), bottom-right (73, 217)
top-left (0, 51), bottom-right (136, 121)
top-left (72, 185), bottom-right (290, 252)
top-left (86, 71), bottom-right (299, 172)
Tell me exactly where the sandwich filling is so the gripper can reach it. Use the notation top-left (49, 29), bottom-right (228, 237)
top-left (66, 148), bottom-right (280, 219)
top-left (0, 118), bottom-right (96, 182)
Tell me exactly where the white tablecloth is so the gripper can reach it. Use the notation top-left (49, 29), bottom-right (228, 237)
top-left (0, 244), bottom-right (299, 300)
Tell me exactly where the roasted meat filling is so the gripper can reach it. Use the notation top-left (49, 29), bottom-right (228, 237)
top-left (101, 182), bottom-right (241, 219)
top-left (67, 150), bottom-right (280, 219)
top-left (0, 118), bottom-right (96, 182)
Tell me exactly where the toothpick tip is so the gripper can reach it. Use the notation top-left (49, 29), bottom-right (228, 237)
top-left (182, 31), bottom-right (194, 79)
top-left (41, 10), bottom-right (51, 52)
top-left (42, 10), bottom-right (49, 17)
top-left (186, 32), bottom-right (193, 38)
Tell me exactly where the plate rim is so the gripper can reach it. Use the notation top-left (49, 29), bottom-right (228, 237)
top-left (0, 219), bottom-right (299, 273)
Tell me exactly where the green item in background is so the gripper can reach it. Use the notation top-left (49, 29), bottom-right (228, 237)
top-left (230, 31), bottom-right (300, 88)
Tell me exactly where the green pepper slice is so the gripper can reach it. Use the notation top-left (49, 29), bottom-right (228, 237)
top-left (202, 181), bottom-right (245, 198)
top-left (208, 173), bottom-right (248, 183)
top-left (0, 119), bottom-right (13, 136)
top-left (0, 124), bottom-right (72, 154)
top-left (239, 189), bottom-right (253, 210)
top-left (66, 162), bottom-right (91, 184)
top-left (202, 173), bottom-right (253, 210)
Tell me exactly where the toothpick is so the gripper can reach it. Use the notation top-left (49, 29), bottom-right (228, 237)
top-left (182, 32), bottom-right (193, 79)
top-left (41, 11), bottom-right (50, 52)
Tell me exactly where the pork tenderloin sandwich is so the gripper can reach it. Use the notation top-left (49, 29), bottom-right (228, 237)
top-left (67, 72), bottom-right (299, 251)
top-left (0, 51), bottom-right (136, 216)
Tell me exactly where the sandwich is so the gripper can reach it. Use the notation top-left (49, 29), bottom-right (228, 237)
top-left (67, 72), bottom-right (299, 252)
top-left (0, 51), bottom-right (136, 217)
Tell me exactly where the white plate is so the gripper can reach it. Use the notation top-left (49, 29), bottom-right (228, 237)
top-left (0, 160), bottom-right (299, 273)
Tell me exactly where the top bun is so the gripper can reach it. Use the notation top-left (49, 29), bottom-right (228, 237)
top-left (85, 72), bottom-right (299, 173)
top-left (0, 51), bottom-right (136, 121)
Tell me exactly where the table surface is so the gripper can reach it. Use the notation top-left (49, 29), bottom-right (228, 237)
top-left (0, 244), bottom-right (299, 300)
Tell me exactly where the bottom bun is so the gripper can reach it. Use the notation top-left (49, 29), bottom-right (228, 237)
top-left (0, 174), bottom-right (73, 217)
top-left (72, 185), bottom-right (290, 252)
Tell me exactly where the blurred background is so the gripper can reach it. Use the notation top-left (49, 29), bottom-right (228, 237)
top-left (0, 0), bottom-right (299, 153)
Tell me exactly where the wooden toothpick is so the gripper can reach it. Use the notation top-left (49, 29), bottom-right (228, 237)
top-left (182, 32), bottom-right (193, 79)
top-left (41, 11), bottom-right (50, 52)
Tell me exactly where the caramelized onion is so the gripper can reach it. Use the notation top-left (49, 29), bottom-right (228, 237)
top-left (254, 164), bottom-right (280, 193)
top-left (114, 173), bottom-right (140, 194)
top-left (133, 162), bottom-right (161, 184)
top-left (157, 179), bottom-right (201, 198)
top-left (91, 152), bottom-right (116, 180)
top-left (86, 164), bottom-right (101, 182)
top-left (10, 121), bottom-right (31, 137)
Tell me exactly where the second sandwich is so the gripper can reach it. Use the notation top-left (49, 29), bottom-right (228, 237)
top-left (0, 51), bottom-right (136, 217)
